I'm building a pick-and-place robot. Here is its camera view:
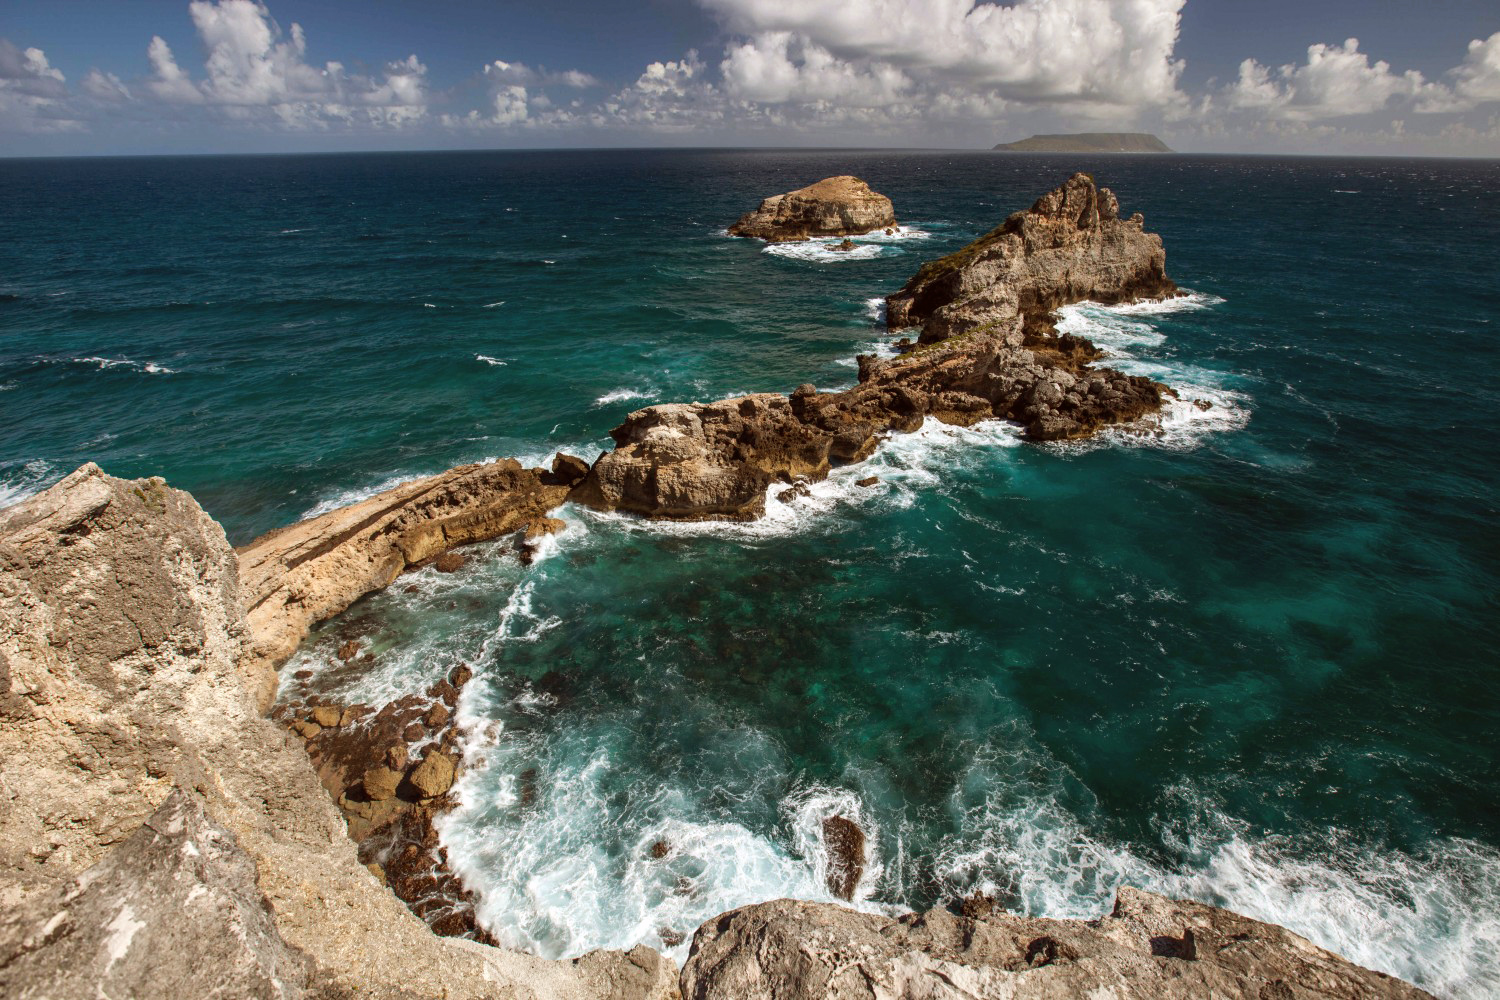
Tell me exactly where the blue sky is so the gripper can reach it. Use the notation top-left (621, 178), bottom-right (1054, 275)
top-left (3, 0), bottom-right (1499, 155)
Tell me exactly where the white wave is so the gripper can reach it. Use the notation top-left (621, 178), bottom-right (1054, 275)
top-left (833, 339), bottom-right (895, 368)
top-left (764, 241), bottom-right (884, 263)
top-left (1156, 826), bottom-right (1500, 999)
top-left (482, 301), bottom-right (507, 308)
top-left (476, 355), bottom-right (508, 366)
top-left (0, 459), bottom-right (56, 511)
top-left (930, 759), bottom-right (1500, 999)
top-left (423, 302), bottom-right (438, 309)
top-left (69, 356), bottom-right (177, 374)
top-left (298, 472), bottom-right (425, 521)
top-left (574, 415), bottom-right (1022, 543)
top-left (594, 388), bottom-right (658, 408)
top-left (864, 296), bottom-right (887, 323)
top-left (1052, 291), bottom-right (1248, 451)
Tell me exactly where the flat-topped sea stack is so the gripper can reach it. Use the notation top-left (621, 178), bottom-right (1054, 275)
top-left (994, 132), bottom-right (1173, 153)
top-left (728, 175), bottom-right (896, 243)
top-left (887, 172), bottom-right (1178, 345)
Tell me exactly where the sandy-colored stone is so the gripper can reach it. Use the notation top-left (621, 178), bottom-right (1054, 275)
top-left (729, 175), bottom-right (895, 243)
top-left (0, 465), bottom-right (677, 1000)
top-left (236, 459), bottom-right (572, 711)
top-left (409, 749), bottom-right (457, 799)
top-left (311, 705), bottom-right (341, 728)
top-left (682, 888), bottom-right (1435, 1000)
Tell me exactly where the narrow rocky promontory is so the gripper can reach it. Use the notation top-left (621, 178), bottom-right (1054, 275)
top-left (728, 175), bottom-right (896, 243)
top-left (887, 171), bottom-right (1178, 345)
top-left (236, 455), bottom-right (588, 711)
top-left (681, 889), bottom-right (1433, 999)
top-left (573, 174), bottom-right (1175, 520)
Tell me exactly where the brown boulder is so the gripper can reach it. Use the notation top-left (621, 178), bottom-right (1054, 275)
top-left (433, 551), bottom-right (466, 573)
top-left (362, 764), bottom-right (403, 801)
top-left (311, 705), bottom-right (342, 728)
top-left (729, 176), bottom-right (896, 243)
top-left (821, 816), bottom-right (865, 901)
top-left (409, 750), bottom-right (457, 799)
top-left (548, 452), bottom-right (591, 486)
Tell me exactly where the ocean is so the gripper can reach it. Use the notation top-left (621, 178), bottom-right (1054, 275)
top-left (2, 149), bottom-right (1497, 997)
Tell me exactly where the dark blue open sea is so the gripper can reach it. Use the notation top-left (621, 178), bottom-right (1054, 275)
top-left (2, 149), bottom-right (1497, 996)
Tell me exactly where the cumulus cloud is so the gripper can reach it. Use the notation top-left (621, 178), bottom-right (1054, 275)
top-left (1452, 31), bottom-right (1500, 106)
top-left (1226, 38), bottom-right (1449, 120)
top-left (0, 39), bottom-right (82, 132)
top-left (701, 0), bottom-right (1187, 109)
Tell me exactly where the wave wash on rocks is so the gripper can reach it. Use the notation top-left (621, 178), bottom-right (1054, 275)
top-left (0, 175), bottom-right (1434, 999)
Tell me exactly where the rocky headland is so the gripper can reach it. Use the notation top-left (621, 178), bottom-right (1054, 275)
top-left (728, 175), bottom-right (896, 243)
top-left (0, 174), bottom-right (1435, 999)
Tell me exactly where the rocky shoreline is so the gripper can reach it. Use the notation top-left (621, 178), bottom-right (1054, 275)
top-left (0, 175), bottom-right (1438, 998)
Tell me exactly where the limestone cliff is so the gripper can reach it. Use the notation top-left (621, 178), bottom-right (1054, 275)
top-left (886, 172), bottom-right (1177, 344)
top-left (728, 175), bottom-right (896, 243)
top-left (680, 889), bottom-right (1433, 1000)
top-left (0, 465), bottom-right (676, 1000)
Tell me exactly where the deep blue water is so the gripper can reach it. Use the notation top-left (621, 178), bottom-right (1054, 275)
top-left (2, 150), bottom-right (1497, 996)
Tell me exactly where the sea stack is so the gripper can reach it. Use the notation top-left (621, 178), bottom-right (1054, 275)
top-left (886, 172), bottom-right (1177, 345)
top-left (728, 175), bottom-right (896, 243)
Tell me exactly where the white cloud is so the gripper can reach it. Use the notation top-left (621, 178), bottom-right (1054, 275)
top-left (0, 39), bottom-right (82, 132)
top-left (1452, 31), bottom-right (1500, 106)
top-left (1227, 38), bottom-right (1451, 120)
top-left (81, 69), bottom-right (132, 102)
top-left (700, 0), bottom-right (1187, 109)
top-left (146, 36), bottom-right (205, 103)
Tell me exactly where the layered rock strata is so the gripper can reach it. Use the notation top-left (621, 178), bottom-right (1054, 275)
top-left (886, 171), bottom-right (1178, 345)
top-left (237, 455), bottom-right (587, 711)
top-left (729, 175), bottom-right (896, 243)
top-left (680, 889), bottom-right (1434, 1000)
top-left (0, 465), bottom-right (677, 1000)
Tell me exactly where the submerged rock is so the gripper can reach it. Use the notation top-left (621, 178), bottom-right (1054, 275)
top-left (681, 888), bottom-right (1435, 1000)
top-left (729, 175), bottom-right (896, 243)
top-left (822, 816), bottom-right (865, 901)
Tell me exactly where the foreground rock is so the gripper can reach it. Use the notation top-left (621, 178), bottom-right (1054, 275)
top-left (681, 888), bottom-right (1434, 1000)
top-left (0, 465), bottom-right (676, 1000)
top-left (887, 171), bottom-right (1178, 345)
top-left (729, 175), bottom-right (896, 243)
top-left (237, 454), bottom-right (587, 711)
top-left (573, 175), bottom-right (1174, 520)
top-left (0, 789), bottom-right (312, 1000)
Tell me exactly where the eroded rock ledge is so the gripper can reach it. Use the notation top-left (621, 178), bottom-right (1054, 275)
top-left (729, 175), bottom-right (897, 243)
top-left (236, 455), bottom-right (588, 711)
top-left (681, 890), bottom-right (1433, 1000)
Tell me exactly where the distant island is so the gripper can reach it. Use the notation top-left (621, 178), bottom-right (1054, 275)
top-left (992, 132), bottom-right (1173, 153)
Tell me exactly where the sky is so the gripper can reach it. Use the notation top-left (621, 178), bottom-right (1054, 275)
top-left (3, 0), bottom-right (1499, 157)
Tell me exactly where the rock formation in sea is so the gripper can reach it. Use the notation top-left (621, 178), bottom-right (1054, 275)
top-left (886, 171), bottom-right (1178, 345)
top-left (0, 174), bottom-right (1439, 999)
top-left (680, 890), bottom-right (1431, 999)
top-left (573, 174), bottom-right (1174, 520)
top-left (728, 175), bottom-right (896, 243)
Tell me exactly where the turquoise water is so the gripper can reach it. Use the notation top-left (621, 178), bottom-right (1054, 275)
top-left (3, 151), bottom-right (1498, 996)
